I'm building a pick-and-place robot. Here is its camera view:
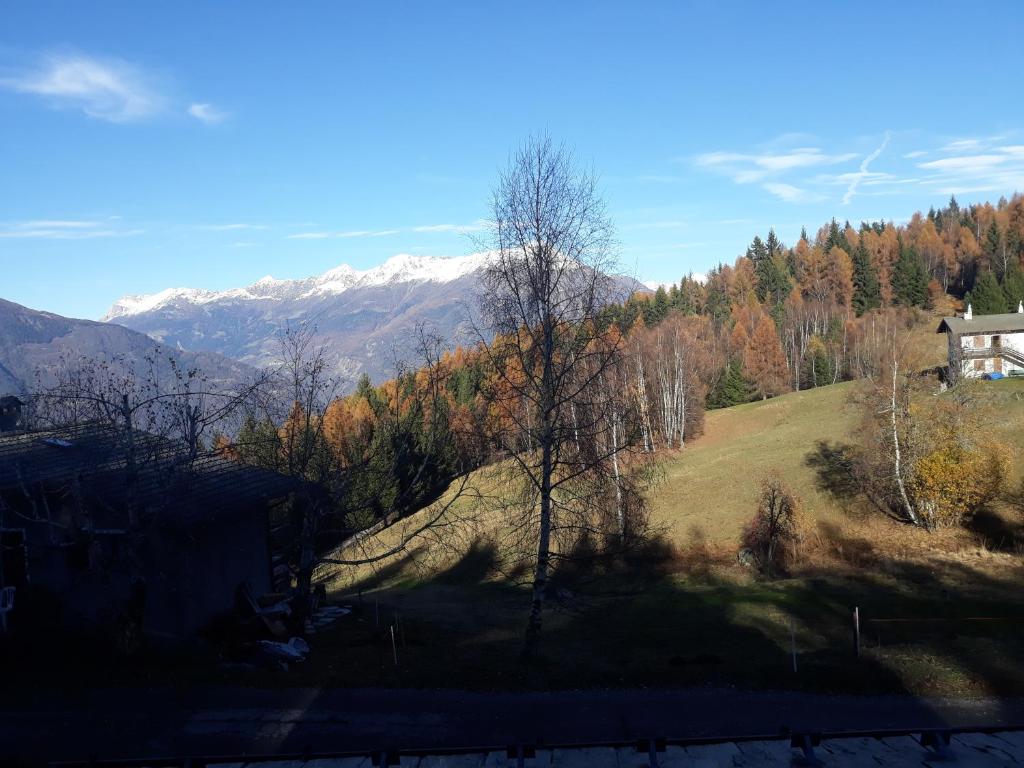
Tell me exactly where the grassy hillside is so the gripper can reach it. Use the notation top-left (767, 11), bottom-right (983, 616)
top-left (299, 376), bottom-right (1024, 696)
top-left (326, 374), bottom-right (1024, 584)
top-left (649, 382), bottom-right (863, 546)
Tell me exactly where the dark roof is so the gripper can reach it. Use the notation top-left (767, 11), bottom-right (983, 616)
top-left (0, 395), bottom-right (23, 407)
top-left (0, 422), bottom-right (298, 527)
top-left (937, 312), bottom-right (1024, 335)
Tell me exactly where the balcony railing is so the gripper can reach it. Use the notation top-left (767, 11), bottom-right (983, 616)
top-left (962, 346), bottom-right (1024, 367)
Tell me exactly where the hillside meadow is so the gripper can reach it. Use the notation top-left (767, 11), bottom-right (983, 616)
top-left (306, 374), bottom-right (1024, 696)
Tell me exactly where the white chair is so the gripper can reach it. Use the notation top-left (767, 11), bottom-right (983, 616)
top-left (0, 586), bottom-right (14, 632)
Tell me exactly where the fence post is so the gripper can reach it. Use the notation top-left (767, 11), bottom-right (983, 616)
top-left (790, 619), bottom-right (798, 673)
top-left (853, 606), bottom-right (861, 658)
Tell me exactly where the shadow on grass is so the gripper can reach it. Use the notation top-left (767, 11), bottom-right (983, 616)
top-left (300, 519), bottom-right (1024, 710)
top-left (805, 440), bottom-right (860, 503)
top-left (969, 498), bottom-right (1024, 552)
top-left (7, 520), bottom-right (1024, 723)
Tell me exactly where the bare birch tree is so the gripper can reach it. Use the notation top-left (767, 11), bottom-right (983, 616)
top-left (474, 136), bottom-right (644, 656)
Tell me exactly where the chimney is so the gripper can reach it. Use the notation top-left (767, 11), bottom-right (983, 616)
top-left (965, 303), bottom-right (973, 320)
top-left (0, 396), bottom-right (24, 433)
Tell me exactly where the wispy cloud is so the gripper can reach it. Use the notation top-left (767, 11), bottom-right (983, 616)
top-left (762, 182), bottom-right (822, 203)
top-left (842, 131), bottom-right (890, 205)
top-left (0, 218), bottom-right (144, 239)
top-left (914, 139), bottom-right (1024, 195)
top-left (286, 229), bottom-right (399, 240)
top-left (0, 53), bottom-right (164, 122)
top-left (695, 147), bottom-right (857, 184)
top-left (918, 154), bottom-right (1009, 171)
top-left (941, 136), bottom-right (1005, 153)
top-left (188, 102), bottom-right (228, 124)
top-left (411, 221), bottom-right (487, 233)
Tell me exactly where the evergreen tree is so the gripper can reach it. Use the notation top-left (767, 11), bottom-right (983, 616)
top-left (985, 220), bottom-right (1002, 274)
top-left (825, 219), bottom-right (850, 253)
top-left (746, 235), bottom-right (768, 265)
top-left (800, 336), bottom-right (836, 388)
top-left (703, 269), bottom-right (732, 326)
top-left (653, 285), bottom-right (670, 322)
top-left (617, 296), bottom-right (642, 333)
top-left (1002, 258), bottom-right (1024, 310)
top-left (851, 243), bottom-right (881, 315)
top-left (891, 245), bottom-right (929, 307)
top-left (756, 256), bottom-right (792, 307)
top-left (677, 275), bottom-right (699, 315)
top-left (706, 359), bottom-right (754, 409)
top-left (968, 270), bottom-right (1008, 315)
top-left (765, 229), bottom-right (781, 260)
top-left (235, 415), bottom-right (283, 470)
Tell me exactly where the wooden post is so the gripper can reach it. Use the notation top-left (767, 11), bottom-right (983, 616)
top-left (390, 624), bottom-right (399, 666)
top-left (790, 619), bottom-right (798, 673)
top-left (853, 606), bottom-right (861, 658)
top-left (375, 597), bottom-right (379, 627)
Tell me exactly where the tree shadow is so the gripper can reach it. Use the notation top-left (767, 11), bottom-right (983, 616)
top-left (804, 440), bottom-right (860, 502)
top-left (968, 497), bottom-right (1024, 553)
top-left (435, 538), bottom-right (500, 585)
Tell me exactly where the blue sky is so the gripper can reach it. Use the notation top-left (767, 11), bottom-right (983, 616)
top-left (2, 1), bottom-right (1023, 319)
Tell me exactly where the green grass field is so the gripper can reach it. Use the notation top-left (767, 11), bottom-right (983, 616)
top-left (648, 382), bottom-right (863, 546)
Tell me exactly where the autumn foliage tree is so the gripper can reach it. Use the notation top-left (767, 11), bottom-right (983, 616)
top-left (853, 320), bottom-right (1011, 530)
top-left (743, 315), bottom-right (790, 400)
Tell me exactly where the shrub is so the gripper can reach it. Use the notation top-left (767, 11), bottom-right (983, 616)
top-left (908, 441), bottom-right (1010, 528)
top-left (741, 473), bottom-right (804, 576)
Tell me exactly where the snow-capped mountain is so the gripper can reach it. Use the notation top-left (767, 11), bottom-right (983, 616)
top-left (103, 252), bottom-right (647, 387)
top-left (104, 253), bottom-right (491, 321)
top-left (103, 254), bottom-right (497, 385)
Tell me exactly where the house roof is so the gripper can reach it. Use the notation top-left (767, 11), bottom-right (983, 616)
top-left (937, 312), bottom-right (1024, 335)
top-left (0, 422), bottom-right (298, 527)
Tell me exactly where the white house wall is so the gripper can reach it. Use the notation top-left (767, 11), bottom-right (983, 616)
top-left (957, 330), bottom-right (1024, 378)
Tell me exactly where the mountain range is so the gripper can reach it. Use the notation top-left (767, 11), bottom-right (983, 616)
top-left (0, 297), bottom-right (253, 397)
top-left (101, 253), bottom-right (494, 384)
top-left (2, 254), bottom-right (645, 396)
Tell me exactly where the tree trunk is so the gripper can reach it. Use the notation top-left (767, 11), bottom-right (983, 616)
top-left (889, 348), bottom-right (919, 526)
top-left (523, 435), bottom-right (553, 658)
top-left (524, 313), bottom-right (556, 658)
top-left (610, 406), bottom-right (624, 539)
top-left (294, 498), bottom-right (320, 626)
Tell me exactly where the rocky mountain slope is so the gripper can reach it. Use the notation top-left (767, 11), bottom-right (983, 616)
top-left (0, 298), bottom-right (253, 397)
